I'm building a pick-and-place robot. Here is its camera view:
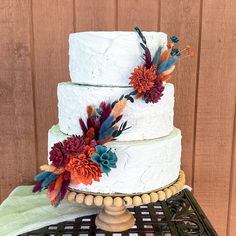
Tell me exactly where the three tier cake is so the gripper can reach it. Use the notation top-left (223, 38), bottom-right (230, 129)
top-left (33, 28), bottom-right (192, 208)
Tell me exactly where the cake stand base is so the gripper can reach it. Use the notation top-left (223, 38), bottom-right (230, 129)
top-left (67, 170), bottom-right (185, 232)
top-left (95, 205), bottom-right (135, 232)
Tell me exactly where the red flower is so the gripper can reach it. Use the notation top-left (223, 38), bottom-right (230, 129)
top-left (63, 135), bottom-right (84, 156)
top-left (129, 65), bottom-right (157, 93)
top-left (49, 142), bottom-right (68, 168)
top-left (143, 79), bottom-right (164, 103)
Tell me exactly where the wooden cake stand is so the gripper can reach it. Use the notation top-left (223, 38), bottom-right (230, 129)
top-left (66, 170), bottom-right (185, 232)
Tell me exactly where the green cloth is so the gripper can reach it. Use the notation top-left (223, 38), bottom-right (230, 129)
top-left (0, 186), bottom-right (99, 236)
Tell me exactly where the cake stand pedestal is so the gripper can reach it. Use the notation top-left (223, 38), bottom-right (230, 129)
top-left (66, 170), bottom-right (185, 232)
top-left (95, 204), bottom-right (135, 232)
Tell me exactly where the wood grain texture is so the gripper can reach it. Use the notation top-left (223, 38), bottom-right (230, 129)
top-left (75, 0), bottom-right (116, 31)
top-left (193, 0), bottom-right (236, 235)
top-left (0, 0), bottom-right (36, 201)
top-left (117, 0), bottom-right (159, 30)
top-left (228, 105), bottom-right (236, 236)
top-left (32, 0), bottom-right (74, 167)
top-left (159, 0), bottom-right (201, 186)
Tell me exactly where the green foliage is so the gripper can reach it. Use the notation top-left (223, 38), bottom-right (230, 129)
top-left (112, 121), bottom-right (131, 138)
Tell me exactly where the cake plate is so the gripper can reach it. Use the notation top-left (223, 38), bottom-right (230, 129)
top-left (66, 170), bottom-right (185, 232)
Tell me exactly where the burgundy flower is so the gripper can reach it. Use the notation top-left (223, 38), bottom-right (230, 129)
top-left (49, 142), bottom-right (68, 168)
top-left (63, 135), bottom-right (84, 156)
top-left (143, 79), bottom-right (164, 103)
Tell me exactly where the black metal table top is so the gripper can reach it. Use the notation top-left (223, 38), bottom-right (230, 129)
top-left (21, 189), bottom-right (218, 236)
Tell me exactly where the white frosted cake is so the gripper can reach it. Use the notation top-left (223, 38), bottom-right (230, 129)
top-left (57, 82), bottom-right (174, 140)
top-left (69, 32), bottom-right (167, 86)
top-left (48, 125), bottom-right (181, 193)
top-left (33, 29), bottom-right (189, 206)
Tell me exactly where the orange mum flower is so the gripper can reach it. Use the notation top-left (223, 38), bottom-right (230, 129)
top-left (65, 154), bottom-right (101, 185)
top-left (129, 65), bottom-right (157, 93)
top-left (65, 145), bottom-right (101, 185)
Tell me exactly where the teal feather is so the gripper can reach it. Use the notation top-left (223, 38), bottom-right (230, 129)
top-left (99, 116), bottom-right (114, 140)
top-left (99, 127), bottom-right (115, 141)
top-left (34, 171), bottom-right (51, 182)
top-left (157, 56), bottom-right (178, 74)
top-left (152, 47), bottom-right (162, 65)
top-left (42, 173), bottom-right (58, 188)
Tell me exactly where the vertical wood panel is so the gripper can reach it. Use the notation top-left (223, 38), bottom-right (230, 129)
top-left (75, 0), bottom-right (116, 31)
top-left (0, 0), bottom-right (36, 201)
top-left (117, 0), bottom-right (159, 30)
top-left (159, 0), bottom-right (201, 187)
top-left (228, 106), bottom-right (236, 236)
top-left (194, 0), bottom-right (236, 235)
top-left (32, 0), bottom-right (74, 166)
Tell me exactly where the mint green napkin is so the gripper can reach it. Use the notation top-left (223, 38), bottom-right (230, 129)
top-left (0, 186), bottom-right (99, 236)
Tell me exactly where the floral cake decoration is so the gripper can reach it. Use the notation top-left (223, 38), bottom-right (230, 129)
top-left (33, 27), bottom-right (193, 207)
top-left (129, 27), bottom-right (194, 103)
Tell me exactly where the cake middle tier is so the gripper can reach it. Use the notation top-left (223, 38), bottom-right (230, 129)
top-left (58, 82), bottom-right (174, 141)
top-left (48, 125), bottom-right (182, 194)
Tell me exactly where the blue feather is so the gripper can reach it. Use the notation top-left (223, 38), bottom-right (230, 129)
top-left (99, 127), bottom-right (115, 141)
top-left (34, 171), bottom-right (51, 182)
top-left (99, 116), bottom-right (114, 140)
top-left (42, 173), bottom-right (58, 188)
top-left (157, 56), bottom-right (178, 74)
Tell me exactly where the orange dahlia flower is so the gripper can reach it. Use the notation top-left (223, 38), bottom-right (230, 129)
top-left (129, 65), bottom-right (157, 93)
top-left (65, 153), bottom-right (101, 185)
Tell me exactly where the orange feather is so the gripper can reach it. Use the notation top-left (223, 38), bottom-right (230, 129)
top-left (97, 136), bottom-right (113, 145)
top-left (159, 50), bottom-right (169, 63)
top-left (54, 174), bottom-right (64, 191)
top-left (87, 105), bottom-right (96, 117)
top-left (40, 164), bottom-right (56, 172)
top-left (86, 127), bottom-right (95, 139)
top-left (158, 74), bottom-right (172, 81)
top-left (50, 196), bottom-right (58, 206)
top-left (53, 167), bottom-right (65, 175)
top-left (111, 98), bottom-right (127, 118)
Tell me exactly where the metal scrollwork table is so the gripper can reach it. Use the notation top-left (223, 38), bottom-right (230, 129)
top-left (20, 189), bottom-right (218, 236)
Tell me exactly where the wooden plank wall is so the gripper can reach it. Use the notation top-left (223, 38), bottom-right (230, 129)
top-left (0, 0), bottom-right (235, 235)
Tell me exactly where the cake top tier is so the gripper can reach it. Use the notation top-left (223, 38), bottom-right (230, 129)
top-left (69, 31), bottom-right (167, 86)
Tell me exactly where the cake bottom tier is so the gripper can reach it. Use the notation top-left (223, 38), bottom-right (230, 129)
top-left (48, 125), bottom-right (182, 194)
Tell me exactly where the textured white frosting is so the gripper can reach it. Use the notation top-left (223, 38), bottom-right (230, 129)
top-left (48, 125), bottom-right (182, 194)
top-left (69, 31), bottom-right (167, 86)
top-left (57, 82), bottom-right (174, 141)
